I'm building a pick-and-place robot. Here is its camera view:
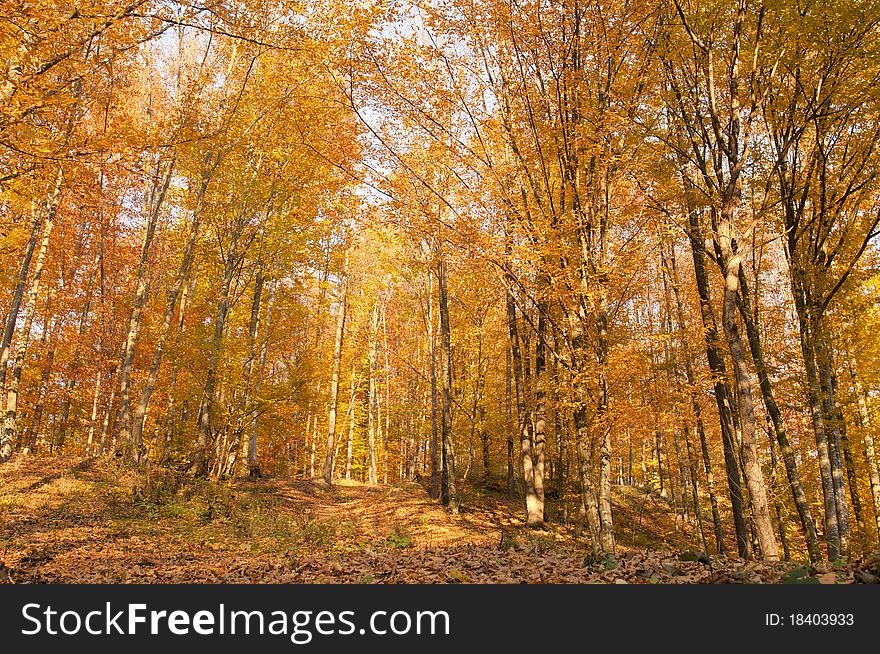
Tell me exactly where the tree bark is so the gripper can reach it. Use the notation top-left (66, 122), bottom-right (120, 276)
top-left (85, 370), bottom-right (102, 454)
top-left (849, 357), bottom-right (880, 543)
top-left (666, 244), bottom-right (725, 553)
top-left (719, 247), bottom-right (779, 561)
top-left (192, 219), bottom-right (240, 476)
top-left (686, 207), bottom-right (750, 558)
top-left (530, 307), bottom-right (547, 527)
top-left (817, 339), bottom-right (851, 555)
top-left (506, 342), bottom-right (515, 497)
top-left (247, 280), bottom-right (275, 476)
top-left (735, 268), bottom-right (821, 562)
top-left (116, 159), bottom-right (174, 461)
top-left (789, 264), bottom-right (841, 561)
top-left (130, 166), bottom-right (207, 462)
top-left (323, 254), bottom-right (348, 486)
top-left (1, 168), bottom-right (62, 462)
top-left (507, 277), bottom-right (537, 524)
top-left (0, 205), bottom-right (43, 413)
top-left (427, 267), bottom-right (440, 498)
top-left (437, 252), bottom-right (458, 513)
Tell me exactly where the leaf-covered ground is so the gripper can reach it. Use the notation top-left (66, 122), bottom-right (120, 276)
top-left (1, 456), bottom-right (877, 584)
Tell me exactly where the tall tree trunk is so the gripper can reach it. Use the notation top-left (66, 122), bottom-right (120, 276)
top-left (192, 224), bottom-right (240, 476)
top-left (552, 326), bottom-right (566, 497)
top-left (97, 366), bottom-right (116, 456)
top-left (160, 367), bottom-right (177, 463)
top-left (719, 247), bottom-right (779, 561)
top-left (595, 287), bottom-right (615, 551)
top-left (666, 244), bottom-right (724, 553)
top-left (248, 280), bottom-right (275, 476)
top-left (531, 308), bottom-right (547, 527)
top-left (127, 159), bottom-right (194, 461)
top-left (574, 407), bottom-right (603, 550)
top-left (345, 365), bottom-right (356, 481)
top-left (767, 429), bottom-right (791, 560)
top-left (656, 427), bottom-right (666, 498)
top-left (427, 267), bottom-right (439, 498)
top-left (1, 168), bottom-right (62, 462)
top-left (817, 339), bottom-right (851, 555)
top-left (686, 208), bottom-right (750, 558)
top-left (86, 369), bottom-right (102, 454)
top-left (850, 357), bottom-right (880, 544)
top-left (383, 302), bottom-right (391, 485)
top-left (219, 265), bottom-right (265, 478)
top-left (506, 342), bottom-right (515, 497)
top-left (323, 254), bottom-right (348, 486)
top-left (830, 365), bottom-right (862, 545)
top-left (116, 160), bottom-right (174, 461)
top-left (367, 299), bottom-right (380, 485)
top-left (789, 265), bottom-right (841, 561)
top-left (26, 310), bottom-right (57, 454)
top-left (437, 252), bottom-right (458, 512)
top-left (22, 304), bottom-right (56, 454)
top-left (0, 205), bottom-right (43, 413)
top-left (683, 423), bottom-right (709, 554)
top-left (507, 277), bottom-right (537, 524)
top-left (735, 269), bottom-right (821, 562)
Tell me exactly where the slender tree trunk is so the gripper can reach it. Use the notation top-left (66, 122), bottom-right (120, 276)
top-left (683, 423), bottom-right (708, 554)
top-left (86, 370), bottom-right (102, 454)
top-left (27, 309), bottom-right (57, 454)
top-left (309, 406), bottom-right (318, 478)
top-left (817, 339), bottom-right (851, 555)
top-left (161, 367), bottom-right (177, 463)
top-left (1, 168), bottom-right (62, 462)
top-left (116, 161), bottom-right (174, 461)
top-left (850, 357), bottom-right (880, 543)
top-left (427, 268), bottom-right (440, 498)
top-left (666, 245), bottom-right (724, 553)
top-left (531, 309), bottom-right (547, 527)
top-left (323, 254), bottom-right (348, 486)
top-left (506, 343), bottom-right (515, 497)
top-left (382, 302), bottom-right (391, 484)
top-left (507, 278), bottom-right (537, 524)
top-left (56, 263), bottom-right (97, 450)
top-left (766, 427), bottom-right (791, 560)
top-left (126, 159), bottom-right (200, 462)
top-left (595, 291), bottom-right (615, 550)
top-left (735, 269), bottom-right (821, 562)
top-left (656, 427), bottom-right (666, 498)
top-left (437, 252), bottom-right (458, 513)
top-left (552, 327), bottom-right (566, 497)
top-left (789, 266), bottom-right (841, 561)
top-left (574, 407), bottom-right (603, 550)
top-left (345, 367), bottom-right (356, 481)
top-left (192, 223), bottom-right (240, 476)
top-left (332, 370), bottom-right (361, 479)
top-left (687, 208), bottom-right (750, 558)
top-left (248, 280), bottom-right (275, 476)
top-left (830, 366), bottom-right (863, 544)
top-left (367, 299), bottom-right (380, 485)
top-left (0, 205), bottom-right (42, 413)
top-left (98, 372), bottom-right (116, 457)
top-left (719, 249), bottom-right (779, 561)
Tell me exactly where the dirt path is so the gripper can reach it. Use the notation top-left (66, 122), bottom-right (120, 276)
top-left (261, 477), bottom-right (511, 548)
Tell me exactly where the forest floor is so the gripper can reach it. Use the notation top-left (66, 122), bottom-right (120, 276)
top-left (1, 456), bottom-right (877, 584)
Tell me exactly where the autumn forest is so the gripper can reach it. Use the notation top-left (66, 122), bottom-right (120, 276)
top-left (2, 0), bottom-right (880, 584)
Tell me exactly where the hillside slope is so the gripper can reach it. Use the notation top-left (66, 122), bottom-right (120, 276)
top-left (1, 456), bottom-right (872, 584)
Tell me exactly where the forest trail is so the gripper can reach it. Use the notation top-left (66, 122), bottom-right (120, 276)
top-left (240, 476), bottom-right (504, 549)
top-left (2, 457), bottom-right (875, 584)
